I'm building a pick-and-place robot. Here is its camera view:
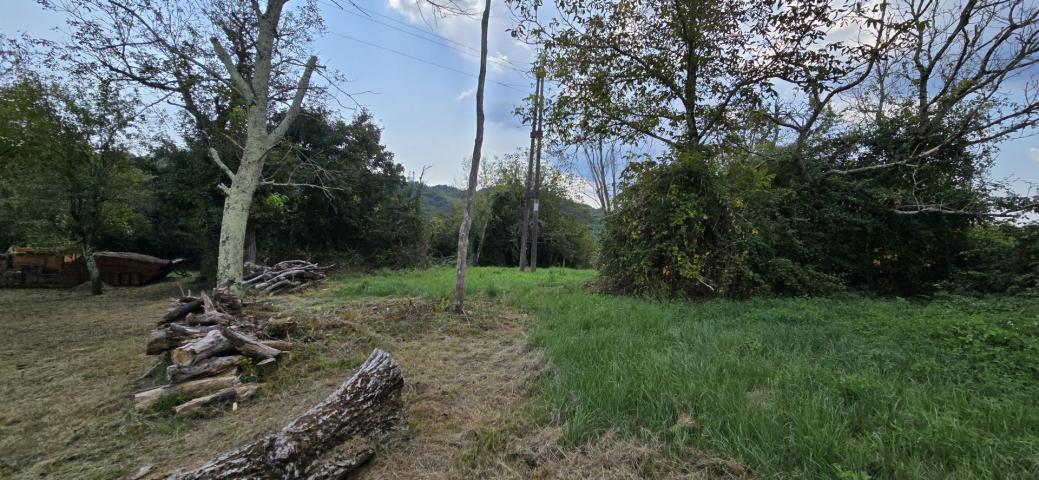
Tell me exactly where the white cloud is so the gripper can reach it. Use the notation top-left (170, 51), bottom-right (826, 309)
top-left (384, 0), bottom-right (534, 74)
top-left (1030, 147), bottom-right (1039, 163)
top-left (455, 87), bottom-right (475, 101)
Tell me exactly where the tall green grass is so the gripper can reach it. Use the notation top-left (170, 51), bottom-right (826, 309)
top-left (326, 267), bottom-right (1039, 479)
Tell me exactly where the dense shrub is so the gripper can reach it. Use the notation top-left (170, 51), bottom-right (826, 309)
top-left (598, 113), bottom-right (1025, 299)
top-left (599, 150), bottom-right (768, 298)
top-left (943, 224), bottom-right (1039, 295)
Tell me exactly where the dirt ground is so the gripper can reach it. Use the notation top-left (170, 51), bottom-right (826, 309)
top-left (0, 282), bottom-right (742, 479)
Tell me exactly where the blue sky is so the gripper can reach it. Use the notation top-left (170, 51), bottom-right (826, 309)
top-left (2, 0), bottom-right (1036, 193)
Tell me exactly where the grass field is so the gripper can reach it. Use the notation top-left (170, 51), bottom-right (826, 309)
top-left (0, 282), bottom-right (566, 479)
top-left (327, 267), bottom-right (1039, 479)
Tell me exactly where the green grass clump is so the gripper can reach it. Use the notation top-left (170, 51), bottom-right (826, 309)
top-left (325, 267), bottom-right (1039, 479)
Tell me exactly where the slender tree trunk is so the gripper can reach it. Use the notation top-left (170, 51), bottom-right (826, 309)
top-left (452, 0), bottom-right (491, 313)
top-left (473, 212), bottom-right (490, 266)
top-left (529, 88), bottom-right (545, 273)
top-left (518, 75), bottom-right (543, 271)
top-left (82, 237), bottom-right (102, 295)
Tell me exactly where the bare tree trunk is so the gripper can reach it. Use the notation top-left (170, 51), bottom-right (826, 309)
top-left (216, 148), bottom-right (263, 292)
top-left (518, 75), bottom-right (543, 271)
top-left (82, 237), bottom-right (102, 295)
top-left (472, 212), bottom-right (490, 267)
top-left (529, 84), bottom-right (546, 273)
top-left (452, 0), bottom-right (491, 314)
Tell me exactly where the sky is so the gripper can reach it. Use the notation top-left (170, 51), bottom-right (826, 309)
top-left (1, 0), bottom-right (1036, 194)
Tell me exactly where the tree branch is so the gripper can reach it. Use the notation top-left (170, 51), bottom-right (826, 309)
top-left (208, 147), bottom-right (235, 180)
top-left (266, 55), bottom-right (318, 149)
top-left (210, 37), bottom-right (255, 102)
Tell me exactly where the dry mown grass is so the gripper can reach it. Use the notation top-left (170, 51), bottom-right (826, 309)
top-left (1, 281), bottom-right (741, 480)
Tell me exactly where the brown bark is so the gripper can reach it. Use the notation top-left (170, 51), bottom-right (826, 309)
top-left (184, 310), bottom-right (235, 326)
top-left (174, 384), bottom-right (259, 416)
top-left (167, 349), bottom-right (404, 479)
top-left (158, 299), bottom-right (204, 326)
top-left (171, 330), bottom-right (233, 366)
top-left (260, 340), bottom-right (295, 351)
top-left (221, 327), bottom-right (282, 360)
top-left (167, 355), bottom-right (242, 384)
top-left (146, 324), bottom-right (217, 355)
top-left (452, 0), bottom-right (492, 313)
top-left (529, 85), bottom-right (546, 273)
top-left (134, 374), bottom-right (239, 410)
top-left (519, 74), bottom-right (544, 271)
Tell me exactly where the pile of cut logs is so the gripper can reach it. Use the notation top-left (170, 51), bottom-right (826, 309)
top-left (243, 260), bottom-right (330, 294)
top-left (135, 290), bottom-right (297, 415)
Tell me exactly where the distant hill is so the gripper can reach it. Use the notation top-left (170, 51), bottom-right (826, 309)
top-left (418, 183), bottom-right (603, 236)
top-left (420, 184), bottom-right (464, 216)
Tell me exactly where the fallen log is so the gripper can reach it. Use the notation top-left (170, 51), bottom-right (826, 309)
top-left (146, 329), bottom-right (179, 355)
top-left (134, 375), bottom-right (239, 410)
top-left (167, 355), bottom-right (242, 384)
top-left (212, 288), bottom-right (242, 313)
top-left (264, 318), bottom-right (298, 337)
top-left (174, 384), bottom-right (259, 416)
top-left (146, 324), bottom-right (218, 355)
top-left (260, 340), bottom-right (295, 351)
top-left (172, 330), bottom-right (233, 366)
top-left (241, 260), bottom-right (329, 295)
top-left (167, 349), bottom-right (404, 479)
top-left (221, 327), bottom-right (281, 361)
top-left (184, 310), bottom-right (235, 326)
top-left (158, 299), bottom-right (204, 326)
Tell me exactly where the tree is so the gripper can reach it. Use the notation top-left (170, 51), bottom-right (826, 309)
top-left (472, 154), bottom-right (595, 268)
top-left (0, 78), bottom-right (146, 294)
top-left (253, 109), bottom-right (426, 267)
top-left (567, 136), bottom-right (633, 213)
top-left (512, 0), bottom-right (854, 151)
top-left (452, 0), bottom-right (492, 313)
top-left (44, 0), bottom-right (321, 292)
top-left (849, 0), bottom-right (1039, 217)
top-left (518, 72), bottom-right (544, 270)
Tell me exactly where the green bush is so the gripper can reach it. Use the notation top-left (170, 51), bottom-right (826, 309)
top-left (599, 150), bottom-right (767, 298)
top-left (944, 224), bottom-right (1039, 295)
top-left (762, 258), bottom-right (846, 296)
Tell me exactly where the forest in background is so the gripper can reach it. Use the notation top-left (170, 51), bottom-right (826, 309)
top-left (2, 0), bottom-right (1039, 300)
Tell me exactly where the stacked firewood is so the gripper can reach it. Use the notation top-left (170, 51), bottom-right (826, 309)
top-left (242, 260), bottom-right (331, 294)
top-left (135, 290), bottom-right (297, 415)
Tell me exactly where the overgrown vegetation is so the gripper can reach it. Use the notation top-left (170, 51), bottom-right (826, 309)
top-left (426, 155), bottom-right (597, 268)
top-left (512, 0), bottom-right (1039, 299)
top-left (329, 267), bottom-right (1039, 479)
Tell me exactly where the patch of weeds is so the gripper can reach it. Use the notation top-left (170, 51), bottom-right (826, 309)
top-left (145, 393), bottom-right (191, 417)
top-left (458, 424), bottom-right (515, 470)
top-left (238, 357), bottom-right (259, 383)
